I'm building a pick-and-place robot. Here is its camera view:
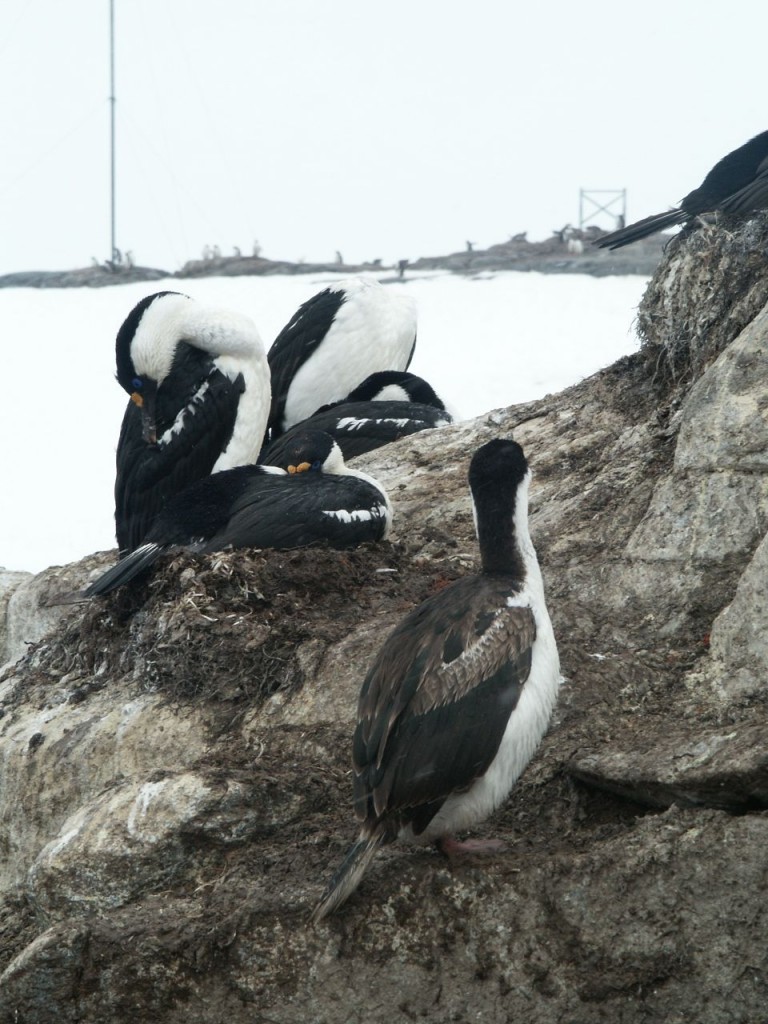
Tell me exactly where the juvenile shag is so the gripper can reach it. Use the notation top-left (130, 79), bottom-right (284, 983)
top-left (312, 438), bottom-right (561, 922)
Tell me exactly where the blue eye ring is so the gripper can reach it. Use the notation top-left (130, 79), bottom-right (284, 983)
top-left (311, 460), bottom-right (322, 471)
top-left (131, 377), bottom-right (143, 390)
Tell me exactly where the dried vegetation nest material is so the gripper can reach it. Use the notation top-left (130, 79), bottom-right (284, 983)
top-left (9, 541), bottom-right (464, 711)
top-left (637, 210), bottom-right (768, 391)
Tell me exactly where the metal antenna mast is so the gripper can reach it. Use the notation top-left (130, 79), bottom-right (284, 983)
top-left (109, 0), bottom-right (117, 266)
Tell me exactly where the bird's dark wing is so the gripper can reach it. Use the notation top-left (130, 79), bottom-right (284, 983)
top-left (267, 289), bottom-right (346, 436)
top-left (200, 474), bottom-right (389, 552)
top-left (115, 367), bottom-right (244, 553)
top-left (719, 155), bottom-right (768, 215)
top-left (683, 130), bottom-right (768, 214)
top-left (267, 402), bottom-right (451, 460)
top-left (353, 576), bottom-right (535, 831)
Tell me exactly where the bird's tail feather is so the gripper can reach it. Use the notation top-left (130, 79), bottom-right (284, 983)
top-left (311, 833), bottom-right (386, 924)
top-left (82, 543), bottom-right (163, 597)
top-left (594, 208), bottom-right (686, 250)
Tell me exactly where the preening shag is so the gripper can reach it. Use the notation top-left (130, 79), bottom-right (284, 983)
top-left (114, 291), bottom-right (271, 554)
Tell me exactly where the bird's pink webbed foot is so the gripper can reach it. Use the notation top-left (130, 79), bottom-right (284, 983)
top-left (435, 835), bottom-right (507, 859)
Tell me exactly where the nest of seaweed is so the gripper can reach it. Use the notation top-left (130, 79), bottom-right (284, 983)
top-left (10, 541), bottom-right (463, 712)
top-left (637, 210), bottom-right (768, 395)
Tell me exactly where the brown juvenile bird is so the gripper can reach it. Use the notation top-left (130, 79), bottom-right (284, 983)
top-left (312, 438), bottom-right (561, 922)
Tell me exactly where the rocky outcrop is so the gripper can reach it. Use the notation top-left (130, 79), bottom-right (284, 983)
top-left (409, 233), bottom-right (665, 277)
top-left (1, 220), bottom-right (767, 1022)
top-left (0, 571), bottom-right (32, 667)
top-left (0, 232), bottom-right (662, 290)
top-left (176, 240), bottom-right (663, 281)
top-left (637, 210), bottom-right (768, 385)
top-left (0, 265), bottom-right (168, 289)
top-left (176, 254), bottom-right (382, 279)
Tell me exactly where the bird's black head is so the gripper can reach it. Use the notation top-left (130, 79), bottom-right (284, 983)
top-left (262, 428), bottom-right (338, 475)
top-left (469, 438), bottom-right (528, 493)
top-left (115, 291), bottom-right (189, 444)
top-left (115, 291), bottom-right (182, 392)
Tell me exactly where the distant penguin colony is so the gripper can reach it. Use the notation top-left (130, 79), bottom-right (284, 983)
top-left (266, 277), bottom-right (418, 441)
top-left (311, 439), bottom-right (561, 921)
top-left (596, 129), bottom-right (768, 250)
top-left (114, 291), bottom-right (271, 555)
top-left (91, 272), bottom-right (563, 924)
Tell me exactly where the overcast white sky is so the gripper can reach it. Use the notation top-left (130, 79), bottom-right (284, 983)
top-left (2, 0), bottom-right (767, 273)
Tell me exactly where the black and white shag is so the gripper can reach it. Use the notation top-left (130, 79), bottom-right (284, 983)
top-left (266, 278), bottom-right (417, 440)
top-left (261, 371), bottom-right (452, 462)
top-left (342, 370), bottom-right (448, 409)
top-left (115, 291), bottom-right (271, 555)
top-left (596, 129), bottom-right (768, 249)
top-left (312, 438), bottom-right (561, 922)
top-left (86, 430), bottom-right (391, 597)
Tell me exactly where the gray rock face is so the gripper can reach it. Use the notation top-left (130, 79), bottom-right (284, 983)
top-left (703, 529), bottom-right (768, 702)
top-left (1, 226), bottom-right (768, 1022)
top-left (1, 560), bottom-right (98, 669)
top-left (0, 570), bottom-right (32, 667)
top-left (674, 297), bottom-right (768, 474)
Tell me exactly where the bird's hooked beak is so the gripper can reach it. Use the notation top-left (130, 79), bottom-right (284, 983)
top-left (131, 380), bottom-right (158, 444)
top-left (287, 462), bottom-right (312, 474)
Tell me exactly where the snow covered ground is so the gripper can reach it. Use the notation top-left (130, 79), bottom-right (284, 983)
top-left (0, 270), bottom-right (648, 573)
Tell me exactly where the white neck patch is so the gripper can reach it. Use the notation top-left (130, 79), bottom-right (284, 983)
top-left (370, 384), bottom-right (411, 402)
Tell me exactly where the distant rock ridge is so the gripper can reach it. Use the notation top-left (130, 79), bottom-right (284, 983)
top-left (0, 265), bottom-right (168, 290)
top-left (408, 231), bottom-right (665, 277)
top-left (0, 232), bottom-right (664, 289)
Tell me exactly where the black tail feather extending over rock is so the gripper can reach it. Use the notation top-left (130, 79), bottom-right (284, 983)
top-left (83, 543), bottom-right (164, 598)
top-left (311, 833), bottom-right (387, 924)
top-left (594, 208), bottom-right (685, 250)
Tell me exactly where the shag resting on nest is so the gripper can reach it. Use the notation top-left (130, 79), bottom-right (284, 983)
top-left (595, 129), bottom-right (768, 250)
